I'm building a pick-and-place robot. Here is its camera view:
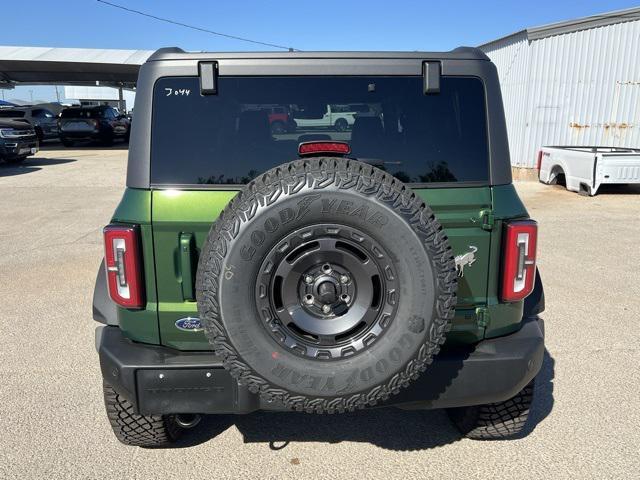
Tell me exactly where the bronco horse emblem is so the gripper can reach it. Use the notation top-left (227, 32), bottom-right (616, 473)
top-left (454, 246), bottom-right (478, 277)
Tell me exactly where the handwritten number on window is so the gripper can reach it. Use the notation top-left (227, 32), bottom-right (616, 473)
top-left (164, 88), bottom-right (191, 97)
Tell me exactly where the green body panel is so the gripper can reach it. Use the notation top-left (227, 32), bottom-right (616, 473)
top-left (110, 189), bottom-right (160, 344)
top-left (112, 188), bottom-right (152, 223)
top-left (483, 184), bottom-right (529, 338)
top-left (151, 187), bottom-right (497, 350)
top-left (415, 188), bottom-right (492, 345)
top-left (152, 190), bottom-right (236, 349)
top-left (112, 184), bottom-right (530, 350)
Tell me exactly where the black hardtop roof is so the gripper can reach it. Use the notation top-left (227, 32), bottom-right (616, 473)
top-left (147, 46), bottom-right (489, 62)
top-left (126, 44), bottom-right (512, 189)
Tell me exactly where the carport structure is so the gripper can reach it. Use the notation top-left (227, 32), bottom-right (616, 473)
top-left (0, 46), bottom-right (153, 110)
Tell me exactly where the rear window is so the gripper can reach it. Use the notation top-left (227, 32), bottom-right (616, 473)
top-left (0, 110), bottom-right (25, 118)
top-left (151, 76), bottom-right (489, 186)
top-left (61, 108), bottom-right (102, 119)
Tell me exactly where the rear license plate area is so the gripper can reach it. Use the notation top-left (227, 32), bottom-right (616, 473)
top-left (64, 122), bottom-right (92, 132)
top-left (136, 368), bottom-right (236, 414)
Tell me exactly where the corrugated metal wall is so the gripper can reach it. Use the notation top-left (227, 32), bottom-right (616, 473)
top-left (482, 20), bottom-right (640, 168)
top-left (482, 32), bottom-right (531, 167)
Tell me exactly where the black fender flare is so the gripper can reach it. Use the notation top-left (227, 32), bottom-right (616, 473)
top-left (93, 259), bottom-right (118, 325)
top-left (524, 268), bottom-right (545, 317)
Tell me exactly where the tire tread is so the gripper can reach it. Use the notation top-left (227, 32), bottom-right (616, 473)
top-left (103, 382), bottom-right (181, 447)
top-left (197, 158), bottom-right (458, 413)
top-left (447, 380), bottom-right (534, 440)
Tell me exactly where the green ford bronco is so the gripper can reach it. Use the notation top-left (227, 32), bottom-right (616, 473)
top-left (93, 48), bottom-right (545, 447)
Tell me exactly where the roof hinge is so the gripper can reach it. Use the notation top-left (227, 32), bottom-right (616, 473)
top-left (479, 209), bottom-right (495, 231)
top-left (198, 61), bottom-right (218, 95)
top-left (422, 61), bottom-right (441, 94)
top-left (475, 307), bottom-right (490, 329)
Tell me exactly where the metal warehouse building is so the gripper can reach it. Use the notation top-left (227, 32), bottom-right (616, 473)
top-left (480, 7), bottom-right (640, 174)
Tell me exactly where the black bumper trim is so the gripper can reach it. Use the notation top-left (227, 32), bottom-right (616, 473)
top-left (390, 316), bottom-right (544, 409)
top-left (96, 316), bottom-right (544, 415)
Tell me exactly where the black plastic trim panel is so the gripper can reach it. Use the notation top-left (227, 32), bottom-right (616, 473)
top-left (97, 316), bottom-right (544, 414)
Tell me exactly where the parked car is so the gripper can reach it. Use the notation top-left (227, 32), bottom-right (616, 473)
top-left (93, 48), bottom-right (544, 447)
top-left (58, 106), bottom-right (130, 146)
top-left (294, 103), bottom-right (375, 131)
top-left (0, 106), bottom-right (58, 141)
top-left (242, 105), bottom-right (296, 135)
top-left (537, 146), bottom-right (640, 195)
top-left (266, 106), bottom-right (295, 134)
top-left (0, 119), bottom-right (38, 164)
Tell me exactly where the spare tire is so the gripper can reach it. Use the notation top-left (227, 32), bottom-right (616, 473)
top-left (196, 158), bottom-right (457, 413)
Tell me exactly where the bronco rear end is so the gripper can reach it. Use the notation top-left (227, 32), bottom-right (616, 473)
top-left (93, 48), bottom-right (544, 447)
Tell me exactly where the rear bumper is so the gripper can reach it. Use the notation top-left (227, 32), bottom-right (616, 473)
top-left (61, 126), bottom-right (126, 140)
top-left (96, 317), bottom-right (544, 415)
top-left (60, 130), bottom-right (101, 140)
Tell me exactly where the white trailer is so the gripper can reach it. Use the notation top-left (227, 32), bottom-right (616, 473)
top-left (537, 146), bottom-right (640, 195)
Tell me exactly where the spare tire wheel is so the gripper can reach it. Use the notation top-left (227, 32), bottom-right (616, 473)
top-left (196, 158), bottom-right (457, 413)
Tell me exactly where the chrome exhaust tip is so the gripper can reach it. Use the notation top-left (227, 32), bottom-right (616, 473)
top-left (175, 414), bottom-right (202, 429)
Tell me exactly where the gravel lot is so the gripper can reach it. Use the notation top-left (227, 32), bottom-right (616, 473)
top-left (1, 146), bottom-right (639, 479)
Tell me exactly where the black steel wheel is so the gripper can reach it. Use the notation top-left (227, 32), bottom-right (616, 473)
top-left (256, 224), bottom-right (399, 360)
top-left (197, 158), bottom-right (457, 413)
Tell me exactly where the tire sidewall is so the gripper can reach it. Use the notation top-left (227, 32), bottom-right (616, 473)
top-left (200, 180), bottom-right (446, 401)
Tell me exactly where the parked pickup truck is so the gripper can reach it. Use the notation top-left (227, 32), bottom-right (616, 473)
top-left (294, 104), bottom-right (373, 131)
top-left (538, 146), bottom-right (640, 195)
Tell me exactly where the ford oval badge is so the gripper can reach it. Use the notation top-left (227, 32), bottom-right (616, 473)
top-left (175, 317), bottom-right (203, 332)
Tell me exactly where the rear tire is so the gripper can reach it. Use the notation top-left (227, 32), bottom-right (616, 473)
top-left (61, 137), bottom-right (74, 147)
top-left (447, 380), bottom-right (534, 440)
top-left (334, 118), bottom-right (348, 131)
top-left (103, 382), bottom-right (183, 447)
top-left (270, 120), bottom-right (286, 135)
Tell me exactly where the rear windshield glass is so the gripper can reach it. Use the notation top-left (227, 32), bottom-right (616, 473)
top-left (60, 108), bottom-right (102, 119)
top-left (0, 110), bottom-right (25, 118)
top-left (151, 76), bottom-right (489, 186)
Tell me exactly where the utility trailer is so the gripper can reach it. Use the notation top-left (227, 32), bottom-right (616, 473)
top-left (537, 146), bottom-right (640, 195)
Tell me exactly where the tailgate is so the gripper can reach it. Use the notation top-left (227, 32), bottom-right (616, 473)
top-left (60, 119), bottom-right (96, 132)
top-left (597, 153), bottom-right (640, 185)
top-left (151, 187), bottom-right (494, 350)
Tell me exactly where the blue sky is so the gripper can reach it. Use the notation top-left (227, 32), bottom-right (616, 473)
top-left (2, 0), bottom-right (639, 102)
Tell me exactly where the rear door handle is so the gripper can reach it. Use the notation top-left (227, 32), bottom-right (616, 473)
top-left (179, 233), bottom-right (195, 300)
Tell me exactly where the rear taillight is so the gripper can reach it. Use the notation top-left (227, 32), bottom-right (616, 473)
top-left (536, 150), bottom-right (543, 170)
top-left (103, 225), bottom-right (145, 308)
top-left (501, 220), bottom-right (538, 302)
